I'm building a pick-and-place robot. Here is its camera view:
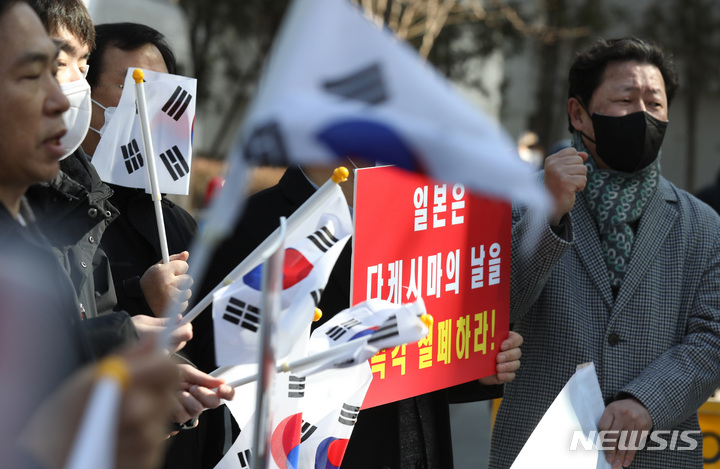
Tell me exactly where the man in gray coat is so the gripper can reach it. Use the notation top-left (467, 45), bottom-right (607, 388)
top-left (490, 37), bottom-right (720, 469)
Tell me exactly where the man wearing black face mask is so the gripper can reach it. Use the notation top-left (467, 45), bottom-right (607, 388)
top-left (490, 37), bottom-right (720, 469)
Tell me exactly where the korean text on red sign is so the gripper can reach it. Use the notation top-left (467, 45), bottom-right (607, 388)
top-left (352, 166), bottom-right (511, 409)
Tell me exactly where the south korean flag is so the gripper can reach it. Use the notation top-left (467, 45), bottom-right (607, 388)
top-left (212, 183), bottom-right (353, 366)
top-left (92, 68), bottom-right (196, 195)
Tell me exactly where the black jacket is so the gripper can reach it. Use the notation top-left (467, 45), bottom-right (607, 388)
top-left (197, 167), bottom-right (501, 469)
top-left (25, 150), bottom-right (137, 357)
top-left (101, 184), bottom-right (197, 317)
top-left (0, 200), bottom-right (93, 467)
top-left (99, 184), bottom-right (209, 469)
top-left (26, 149), bottom-right (119, 318)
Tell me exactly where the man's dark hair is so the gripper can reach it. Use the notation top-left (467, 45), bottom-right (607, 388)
top-left (27, 0), bottom-right (95, 50)
top-left (86, 22), bottom-right (176, 88)
top-left (567, 36), bottom-right (679, 133)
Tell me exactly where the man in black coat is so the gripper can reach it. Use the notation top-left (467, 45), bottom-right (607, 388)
top-left (82, 21), bottom-right (197, 318)
top-left (83, 21), bottom-right (237, 469)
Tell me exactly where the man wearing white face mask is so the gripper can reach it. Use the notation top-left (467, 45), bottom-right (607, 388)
top-left (83, 22), bottom-right (237, 469)
top-left (58, 66), bottom-right (92, 158)
top-left (25, 0), bottom-right (196, 356)
top-left (24, 0), bottom-right (132, 354)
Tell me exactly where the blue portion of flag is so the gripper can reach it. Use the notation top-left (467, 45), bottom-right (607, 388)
top-left (242, 263), bottom-right (263, 291)
top-left (348, 327), bottom-right (378, 341)
top-left (315, 119), bottom-right (419, 171)
top-left (287, 446), bottom-right (300, 469)
top-left (314, 437), bottom-right (345, 469)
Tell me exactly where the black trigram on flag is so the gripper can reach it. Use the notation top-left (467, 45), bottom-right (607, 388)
top-left (237, 448), bottom-right (251, 468)
top-left (326, 318), bottom-right (362, 341)
top-left (159, 145), bottom-right (190, 181)
top-left (368, 314), bottom-right (399, 346)
top-left (310, 289), bottom-right (324, 307)
top-left (222, 297), bottom-right (260, 332)
top-left (120, 139), bottom-right (144, 174)
top-left (162, 86), bottom-right (192, 121)
top-left (338, 403), bottom-right (361, 426)
top-left (300, 420), bottom-right (318, 443)
top-left (288, 375), bottom-right (306, 398)
top-left (307, 226), bottom-right (339, 253)
top-left (323, 63), bottom-right (388, 105)
top-left (244, 121), bottom-right (289, 165)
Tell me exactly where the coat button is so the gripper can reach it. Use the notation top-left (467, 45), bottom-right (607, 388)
top-left (81, 261), bottom-right (87, 268)
top-left (88, 236), bottom-right (95, 244)
top-left (87, 207), bottom-right (98, 218)
top-left (105, 210), bottom-right (112, 218)
top-left (608, 333), bottom-right (620, 346)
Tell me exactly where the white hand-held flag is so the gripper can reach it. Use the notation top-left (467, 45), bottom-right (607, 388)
top-left (212, 182), bottom-right (352, 366)
top-left (92, 69), bottom-right (196, 195)
top-left (296, 298), bottom-right (431, 376)
top-left (215, 359), bottom-right (372, 469)
top-left (236, 0), bottom-right (548, 212)
top-left (297, 365), bottom-right (372, 469)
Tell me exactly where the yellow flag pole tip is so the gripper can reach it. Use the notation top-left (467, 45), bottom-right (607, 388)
top-left (332, 166), bottom-right (349, 184)
top-left (313, 308), bottom-right (323, 322)
top-left (95, 356), bottom-right (130, 390)
top-left (420, 313), bottom-right (434, 329)
top-left (132, 68), bottom-right (145, 83)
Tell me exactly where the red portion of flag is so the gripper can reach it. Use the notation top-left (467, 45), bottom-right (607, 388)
top-left (271, 413), bottom-right (302, 469)
top-left (282, 248), bottom-right (313, 289)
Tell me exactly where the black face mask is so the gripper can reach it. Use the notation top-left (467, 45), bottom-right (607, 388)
top-left (580, 110), bottom-right (668, 173)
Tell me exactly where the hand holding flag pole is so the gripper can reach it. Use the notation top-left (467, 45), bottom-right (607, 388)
top-left (65, 66), bottom-right (187, 459)
top-left (133, 68), bottom-right (170, 263)
top-left (176, 166), bottom-right (350, 328)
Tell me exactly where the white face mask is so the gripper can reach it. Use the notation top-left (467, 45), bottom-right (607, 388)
top-left (89, 99), bottom-right (117, 137)
top-left (59, 78), bottom-right (92, 160)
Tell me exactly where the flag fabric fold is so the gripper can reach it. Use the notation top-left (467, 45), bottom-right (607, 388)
top-left (297, 364), bottom-right (373, 469)
top-left (212, 184), bottom-right (353, 366)
top-left (216, 362), bottom-right (372, 469)
top-left (92, 69), bottom-right (196, 195)
top-left (235, 0), bottom-right (549, 212)
top-left (293, 298), bottom-right (430, 376)
top-left (215, 364), bottom-right (257, 469)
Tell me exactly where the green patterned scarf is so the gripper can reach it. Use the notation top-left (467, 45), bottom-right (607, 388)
top-left (573, 132), bottom-right (660, 292)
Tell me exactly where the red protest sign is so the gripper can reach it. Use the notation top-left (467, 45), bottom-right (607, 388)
top-left (351, 165), bottom-right (511, 409)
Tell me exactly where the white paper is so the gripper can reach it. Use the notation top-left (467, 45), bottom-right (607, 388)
top-left (510, 363), bottom-right (612, 469)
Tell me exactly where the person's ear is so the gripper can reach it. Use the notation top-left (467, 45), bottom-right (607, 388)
top-left (568, 97), bottom-right (587, 132)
